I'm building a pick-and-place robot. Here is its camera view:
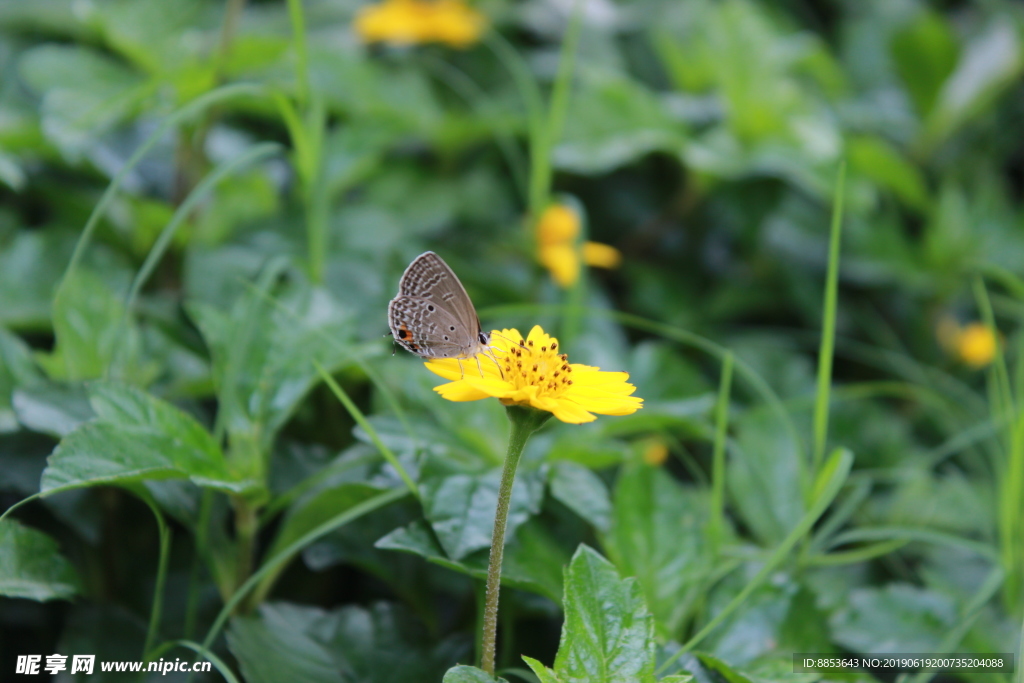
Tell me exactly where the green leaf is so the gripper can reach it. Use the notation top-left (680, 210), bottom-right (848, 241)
top-left (923, 21), bottom-right (1024, 151)
top-left (604, 463), bottom-right (711, 637)
top-left (673, 653), bottom-right (752, 683)
top-left (890, 9), bottom-right (959, 118)
top-left (553, 73), bottom-right (685, 175)
top-left (40, 381), bottom-right (250, 494)
top-left (555, 544), bottom-right (656, 683)
top-left (0, 519), bottom-right (80, 601)
top-left (187, 282), bottom-right (361, 454)
top-left (549, 462), bottom-right (611, 531)
top-left (269, 483), bottom-right (386, 560)
top-left (443, 665), bottom-right (509, 683)
top-left (846, 136), bottom-right (928, 211)
top-left (17, 43), bottom-right (150, 158)
top-left (376, 519), bottom-right (565, 602)
top-left (522, 656), bottom-right (562, 683)
top-left (727, 408), bottom-right (805, 545)
top-left (830, 584), bottom-right (956, 653)
top-left (703, 576), bottom-right (830, 665)
top-left (420, 466), bottom-right (546, 561)
top-left (0, 229), bottom-right (75, 331)
top-left (227, 603), bottom-right (343, 683)
top-left (227, 601), bottom-right (466, 683)
top-left (12, 382), bottom-right (94, 438)
top-left (35, 268), bottom-right (155, 383)
top-left (254, 483), bottom-right (386, 599)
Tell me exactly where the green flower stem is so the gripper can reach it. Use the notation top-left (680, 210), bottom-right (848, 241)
top-left (481, 405), bottom-right (550, 675)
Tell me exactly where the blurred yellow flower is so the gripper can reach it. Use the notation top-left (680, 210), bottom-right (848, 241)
top-left (425, 325), bottom-right (642, 424)
top-left (643, 441), bottom-right (669, 466)
top-left (957, 323), bottom-right (997, 368)
top-left (536, 204), bottom-right (622, 287)
top-left (938, 317), bottom-right (998, 369)
top-left (354, 0), bottom-right (485, 48)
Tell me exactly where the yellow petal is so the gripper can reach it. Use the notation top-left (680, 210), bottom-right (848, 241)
top-left (532, 396), bottom-right (597, 424)
top-left (582, 241), bottom-right (622, 269)
top-left (536, 204), bottom-right (580, 245)
top-left (433, 382), bottom-right (491, 402)
top-left (957, 323), bottom-right (997, 368)
top-left (539, 244), bottom-right (579, 287)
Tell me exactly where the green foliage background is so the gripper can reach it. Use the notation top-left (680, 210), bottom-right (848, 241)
top-left (2, 0), bottom-right (1024, 680)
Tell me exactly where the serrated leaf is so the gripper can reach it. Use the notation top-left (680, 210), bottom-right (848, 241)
top-left (830, 584), bottom-right (956, 653)
top-left (35, 269), bottom-right (155, 383)
top-left (186, 283), bottom-right (360, 455)
top-left (522, 656), bottom-right (562, 683)
top-left (728, 408), bottom-right (804, 545)
top-left (0, 230), bottom-right (73, 331)
top-left (0, 519), bottom-right (80, 601)
top-left (228, 601), bottom-right (466, 683)
top-left (605, 464), bottom-right (710, 637)
top-left (375, 519), bottom-right (565, 602)
top-left (12, 382), bottom-right (94, 438)
top-left (675, 653), bottom-right (752, 683)
top-left (443, 664), bottom-right (509, 683)
top-left (923, 21), bottom-right (1024, 150)
top-left (550, 462), bottom-right (611, 532)
top-left (18, 43), bottom-right (149, 158)
top-left (40, 381), bottom-right (250, 494)
top-left (555, 545), bottom-right (656, 683)
top-left (420, 466), bottom-right (546, 561)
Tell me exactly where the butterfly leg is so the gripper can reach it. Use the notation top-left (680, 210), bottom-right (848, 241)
top-left (485, 347), bottom-right (504, 378)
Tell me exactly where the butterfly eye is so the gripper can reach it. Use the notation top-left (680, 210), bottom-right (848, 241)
top-left (478, 331), bottom-right (489, 344)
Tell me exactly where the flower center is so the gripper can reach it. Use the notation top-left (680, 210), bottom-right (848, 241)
top-left (500, 338), bottom-right (573, 397)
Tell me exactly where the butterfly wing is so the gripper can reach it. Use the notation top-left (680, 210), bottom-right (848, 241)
top-left (389, 252), bottom-right (486, 359)
top-left (396, 252), bottom-right (482, 332)
top-left (388, 295), bottom-right (475, 358)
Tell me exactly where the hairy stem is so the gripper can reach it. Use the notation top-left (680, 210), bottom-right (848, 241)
top-left (481, 405), bottom-right (549, 675)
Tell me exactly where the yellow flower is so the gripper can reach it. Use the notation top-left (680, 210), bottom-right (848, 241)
top-left (354, 0), bottom-right (485, 48)
top-left (425, 325), bottom-right (642, 424)
top-left (957, 323), bottom-right (997, 368)
top-left (536, 204), bottom-right (622, 287)
top-left (642, 441), bottom-right (669, 466)
top-left (938, 317), bottom-right (998, 369)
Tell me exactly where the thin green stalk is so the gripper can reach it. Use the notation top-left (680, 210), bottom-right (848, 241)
top-left (315, 361), bottom-right (419, 498)
top-left (1002, 412), bottom-right (1024, 610)
top-left (198, 488), bottom-right (409, 658)
top-left (183, 490), bottom-right (214, 640)
top-left (709, 352), bottom-right (734, 555)
top-left (423, 56), bottom-right (527, 201)
top-left (110, 142), bottom-right (281, 378)
top-left (58, 83), bottom-right (263, 292)
top-left (232, 498), bottom-right (259, 613)
top-left (238, 278), bottom-right (419, 448)
top-left (484, 33), bottom-right (545, 213)
top-left (141, 498), bottom-right (172, 659)
top-left (214, 0), bottom-right (247, 82)
top-left (527, 0), bottom-right (584, 221)
top-left (147, 640), bottom-right (241, 683)
top-left (657, 448), bottom-right (852, 674)
top-left (0, 493), bottom-right (41, 525)
top-left (1017, 611), bottom-right (1024, 683)
top-left (303, 97), bottom-right (328, 284)
top-left (481, 405), bottom-right (550, 675)
top-left (975, 277), bottom-right (1014, 422)
top-left (812, 162), bottom-right (846, 475)
top-left (212, 255), bottom-right (290, 444)
top-left (285, 0), bottom-right (310, 107)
